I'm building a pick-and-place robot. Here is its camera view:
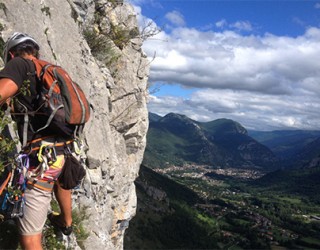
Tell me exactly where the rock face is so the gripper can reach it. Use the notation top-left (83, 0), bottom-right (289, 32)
top-left (0, 0), bottom-right (149, 249)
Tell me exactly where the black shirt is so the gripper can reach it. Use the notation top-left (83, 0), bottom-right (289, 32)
top-left (0, 57), bottom-right (55, 142)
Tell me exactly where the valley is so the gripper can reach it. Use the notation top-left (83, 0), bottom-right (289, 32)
top-left (125, 165), bottom-right (320, 249)
top-left (168, 165), bottom-right (320, 249)
top-left (154, 163), bottom-right (265, 180)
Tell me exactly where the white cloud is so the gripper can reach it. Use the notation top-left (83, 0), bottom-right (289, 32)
top-left (230, 21), bottom-right (253, 31)
top-left (314, 2), bottom-right (320, 8)
top-left (215, 19), bottom-right (227, 28)
top-left (139, 11), bottom-right (320, 130)
top-left (165, 10), bottom-right (186, 27)
top-left (129, 0), bottom-right (162, 8)
top-left (144, 27), bottom-right (320, 95)
top-left (215, 19), bottom-right (253, 32)
top-left (148, 88), bottom-right (320, 131)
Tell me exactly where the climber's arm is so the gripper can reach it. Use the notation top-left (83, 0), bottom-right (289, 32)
top-left (0, 78), bottom-right (18, 106)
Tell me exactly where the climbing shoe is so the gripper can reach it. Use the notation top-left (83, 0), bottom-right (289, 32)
top-left (48, 213), bottom-right (73, 236)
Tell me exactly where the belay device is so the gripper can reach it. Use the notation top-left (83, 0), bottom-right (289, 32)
top-left (0, 154), bottom-right (29, 219)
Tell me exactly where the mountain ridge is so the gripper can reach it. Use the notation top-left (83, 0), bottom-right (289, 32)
top-left (148, 112), bottom-right (320, 170)
top-left (249, 129), bottom-right (320, 168)
top-left (145, 112), bottom-right (279, 170)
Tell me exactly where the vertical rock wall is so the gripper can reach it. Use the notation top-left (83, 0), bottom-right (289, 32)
top-left (0, 0), bottom-right (149, 249)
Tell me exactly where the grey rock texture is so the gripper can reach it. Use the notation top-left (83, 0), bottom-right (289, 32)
top-left (0, 0), bottom-right (149, 249)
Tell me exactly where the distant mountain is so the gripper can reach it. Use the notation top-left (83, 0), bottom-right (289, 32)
top-left (144, 113), bottom-right (279, 170)
top-left (148, 112), bottom-right (162, 122)
top-left (249, 130), bottom-right (320, 168)
top-left (292, 137), bottom-right (320, 168)
top-left (252, 166), bottom-right (320, 203)
top-left (248, 130), bottom-right (320, 158)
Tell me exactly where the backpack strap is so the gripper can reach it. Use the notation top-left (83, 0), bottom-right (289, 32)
top-left (22, 113), bottom-right (29, 147)
top-left (33, 104), bottom-right (64, 135)
top-left (14, 99), bottom-right (29, 148)
top-left (16, 58), bottom-right (37, 148)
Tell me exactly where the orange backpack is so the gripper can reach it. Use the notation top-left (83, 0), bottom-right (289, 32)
top-left (31, 58), bottom-right (90, 138)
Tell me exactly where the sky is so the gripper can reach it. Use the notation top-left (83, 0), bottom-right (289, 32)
top-left (129, 0), bottom-right (320, 131)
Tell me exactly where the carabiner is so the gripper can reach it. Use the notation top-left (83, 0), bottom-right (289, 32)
top-left (73, 140), bottom-right (82, 155)
top-left (37, 145), bottom-right (52, 162)
top-left (48, 146), bottom-right (57, 164)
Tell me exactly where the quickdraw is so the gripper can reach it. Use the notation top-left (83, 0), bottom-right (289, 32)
top-left (73, 138), bottom-right (84, 156)
top-left (27, 144), bottom-right (58, 182)
top-left (0, 154), bottom-right (29, 219)
top-left (37, 144), bottom-right (57, 164)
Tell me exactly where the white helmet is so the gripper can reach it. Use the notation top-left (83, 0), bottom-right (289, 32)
top-left (3, 32), bottom-right (40, 64)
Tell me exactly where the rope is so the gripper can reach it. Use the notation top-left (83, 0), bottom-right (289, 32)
top-left (0, 172), bottom-right (12, 196)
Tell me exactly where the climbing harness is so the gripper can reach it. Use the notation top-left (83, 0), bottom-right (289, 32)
top-left (0, 135), bottom-right (86, 219)
top-left (25, 136), bottom-right (85, 189)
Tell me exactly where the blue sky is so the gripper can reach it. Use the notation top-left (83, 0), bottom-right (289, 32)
top-left (139, 1), bottom-right (319, 36)
top-left (130, 0), bottom-right (320, 131)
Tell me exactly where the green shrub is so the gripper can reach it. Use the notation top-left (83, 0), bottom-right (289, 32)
top-left (108, 24), bottom-right (138, 49)
top-left (48, 199), bottom-right (89, 249)
top-left (83, 28), bottom-right (120, 67)
top-left (72, 207), bottom-right (90, 249)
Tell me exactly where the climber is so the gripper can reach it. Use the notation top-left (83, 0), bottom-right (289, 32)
top-left (0, 32), bottom-right (75, 250)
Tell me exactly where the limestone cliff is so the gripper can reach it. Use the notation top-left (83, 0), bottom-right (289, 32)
top-left (0, 0), bottom-right (149, 249)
